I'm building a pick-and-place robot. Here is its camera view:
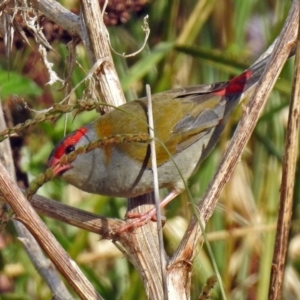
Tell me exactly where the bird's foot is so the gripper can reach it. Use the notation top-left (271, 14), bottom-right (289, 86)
top-left (117, 208), bottom-right (165, 234)
top-left (116, 190), bottom-right (179, 235)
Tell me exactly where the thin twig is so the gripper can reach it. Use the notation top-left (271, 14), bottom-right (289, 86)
top-left (30, 193), bottom-right (123, 237)
top-left (268, 5), bottom-right (300, 299)
top-left (31, 0), bottom-right (81, 37)
top-left (146, 85), bottom-right (168, 300)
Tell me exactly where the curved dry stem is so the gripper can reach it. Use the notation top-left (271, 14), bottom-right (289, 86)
top-left (170, 0), bottom-right (299, 291)
top-left (0, 163), bottom-right (103, 300)
top-left (268, 6), bottom-right (300, 300)
top-left (0, 101), bottom-right (73, 300)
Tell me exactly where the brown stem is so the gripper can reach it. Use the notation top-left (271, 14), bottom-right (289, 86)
top-left (268, 4), bottom-right (300, 299)
top-left (79, 0), bottom-right (126, 110)
top-left (30, 193), bottom-right (123, 237)
top-left (170, 0), bottom-right (299, 293)
top-left (77, 1), bottom-right (166, 298)
top-left (0, 101), bottom-right (73, 300)
top-left (0, 163), bottom-right (103, 300)
top-left (31, 0), bottom-right (81, 36)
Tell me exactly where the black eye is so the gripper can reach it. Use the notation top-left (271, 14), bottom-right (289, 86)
top-left (65, 145), bottom-right (75, 154)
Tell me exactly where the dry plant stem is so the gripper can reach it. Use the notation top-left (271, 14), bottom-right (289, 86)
top-left (31, 193), bottom-right (124, 237)
top-left (125, 194), bottom-right (164, 299)
top-left (146, 84), bottom-right (168, 300)
top-left (32, 193), bottom-right (164, 299)
top-left (268, 8), bottom-right (300, 300)
top-left (31, 0), bottom-right (126, 109)
top-left (79, 0), bottom-right (126, 110)
top-left (29, 192), bottom-right (280, 242)
top-left (30, 0), bottom-right (164, 297)
top-left (30, 193), bottom-right (279, 241)
top-left (125, 196), bottom-right (163, 293)
top-left (0, 103), bottom-right (73, 300)
top-left (70, 2), bottom-right (164, 297)
top-left (31, 0), bottom-right (81, 36)
top-left (0, 164), bottom-right (103, 300)
top-left (169, 0), bottom-right (299, 286)
top-left (28, 190), bottom-right (164, 299)
top-left (18, 235), bottom-right (73, 300)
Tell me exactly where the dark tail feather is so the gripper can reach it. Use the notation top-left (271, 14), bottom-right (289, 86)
top-left (198, 44), bottom-right (295, 164)
top-left (243, 43), bottom-right (296, 91)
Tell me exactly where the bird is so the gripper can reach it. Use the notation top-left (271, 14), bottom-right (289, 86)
top-left (48, 54), bottom-right (273, 230)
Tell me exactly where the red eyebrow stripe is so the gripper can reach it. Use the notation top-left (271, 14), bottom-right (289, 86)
top-left (71, 127), bottom-right (88, 141)
top-left (213, 70), bottom-right (252, 96)
top-left (54, 127), bottom-right (88, 159)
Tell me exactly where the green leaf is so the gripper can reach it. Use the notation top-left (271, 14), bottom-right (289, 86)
top-left (0, 71), bottom-right (43, 98)
top-left (120, 42), bottom-right (174, 91)
top-left (174, 45), bottom-right (249, 73)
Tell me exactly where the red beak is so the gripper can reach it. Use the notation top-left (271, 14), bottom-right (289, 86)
top-left (49, 157), bottom-right (72, 177)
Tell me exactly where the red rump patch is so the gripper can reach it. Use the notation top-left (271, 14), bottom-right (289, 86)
top-left (214, 70), bottom-right (253, 96)
top-left (53, 127), bottom-right (88, 159)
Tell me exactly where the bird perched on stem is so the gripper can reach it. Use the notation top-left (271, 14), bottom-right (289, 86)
top-left (48, 53), bottom-right (279, 230)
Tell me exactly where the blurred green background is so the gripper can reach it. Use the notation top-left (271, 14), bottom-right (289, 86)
top-left (0, 0), bottom-right (299, 299)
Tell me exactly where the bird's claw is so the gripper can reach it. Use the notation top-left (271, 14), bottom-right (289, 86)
top-left (116, 209), bottom-right (165, 234)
